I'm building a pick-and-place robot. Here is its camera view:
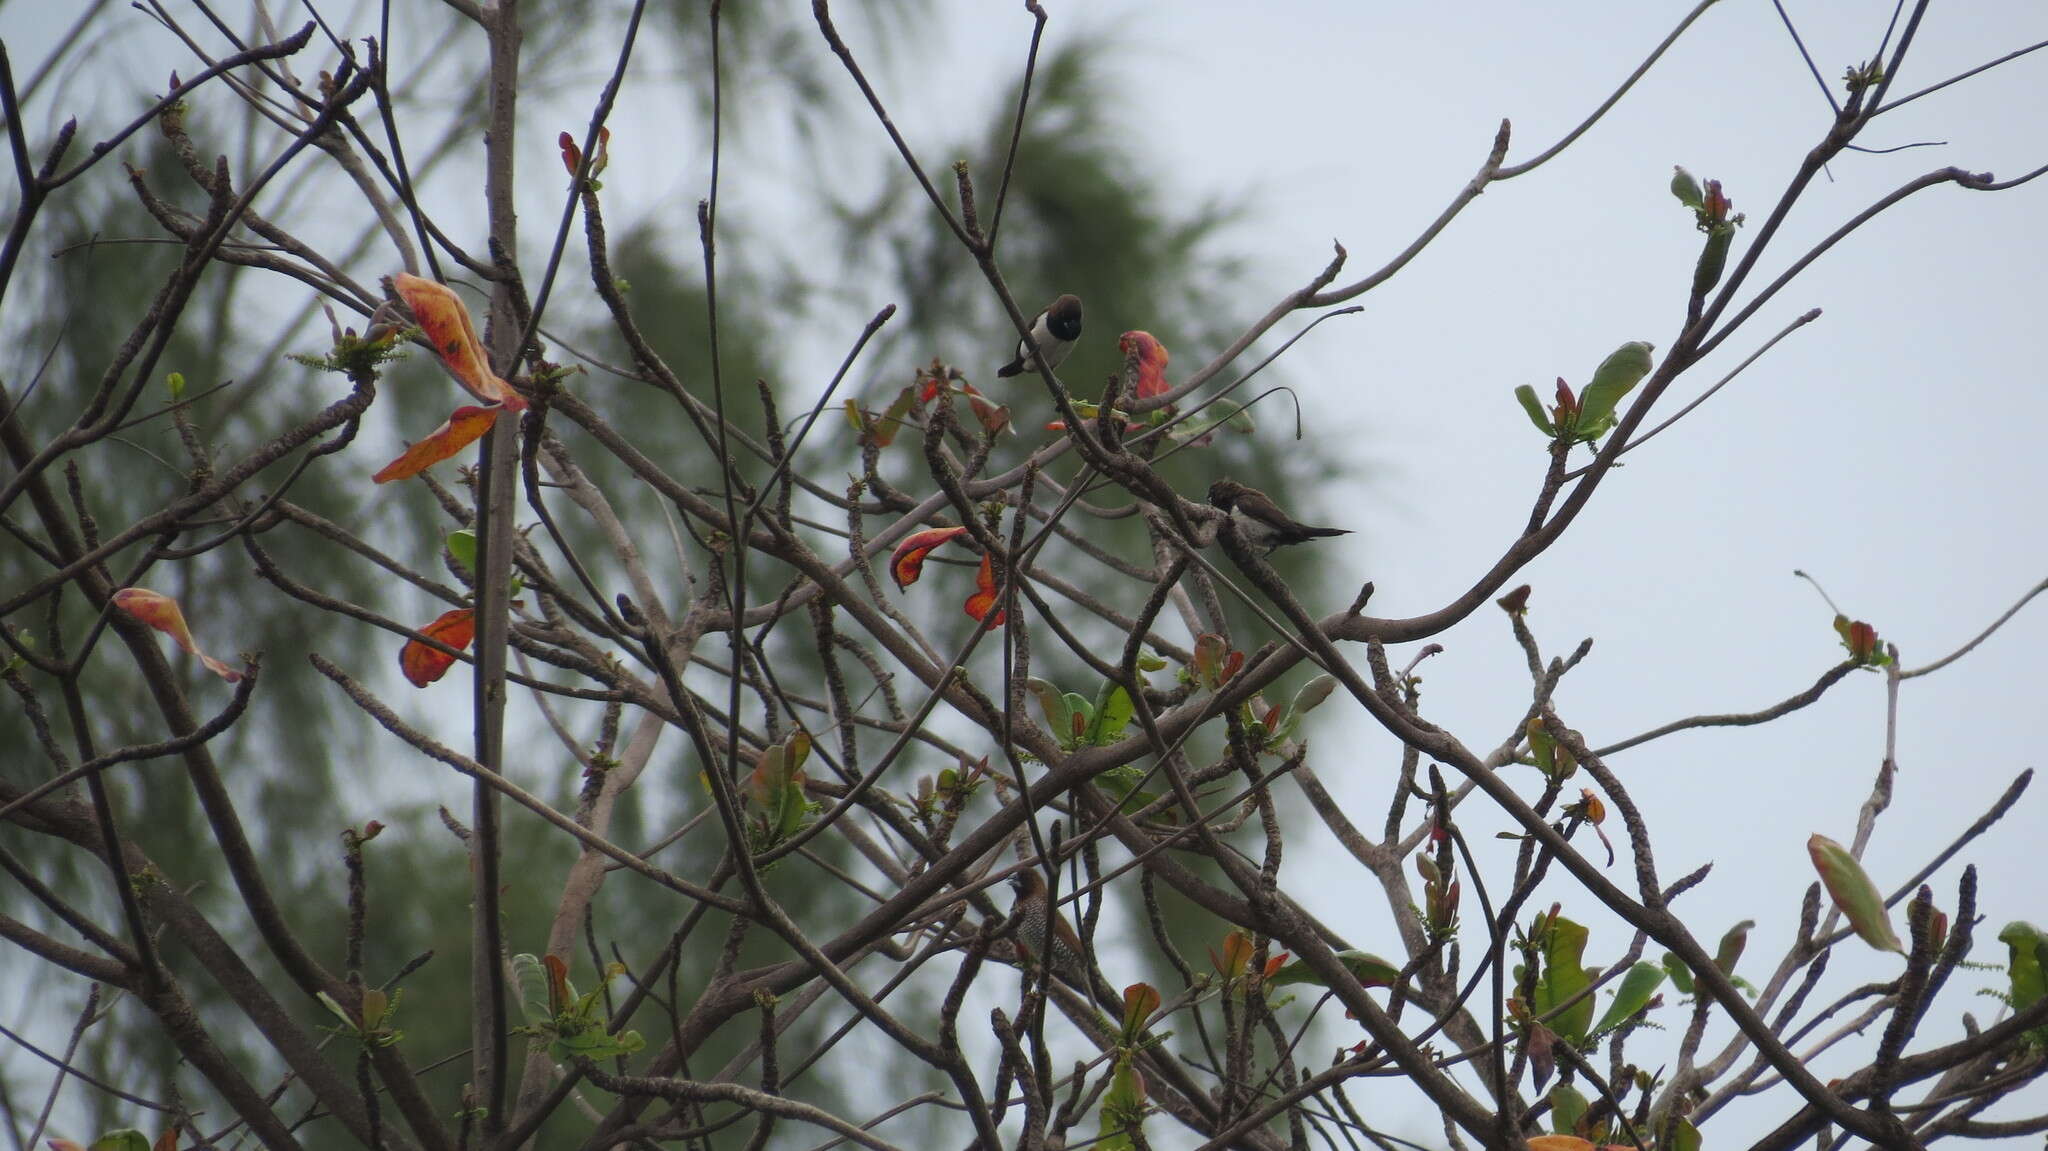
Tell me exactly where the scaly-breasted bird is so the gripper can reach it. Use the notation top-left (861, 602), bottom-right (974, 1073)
top-left (1010, 868), bottom-right (1088, 984)
top-left (1208, 478), bottom-right (1350, 552)
top-left (996, 294), bottom-right (1084, 378)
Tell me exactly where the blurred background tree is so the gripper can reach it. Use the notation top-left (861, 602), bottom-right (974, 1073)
top-left (0, 3), bottom-right (1335, 1145)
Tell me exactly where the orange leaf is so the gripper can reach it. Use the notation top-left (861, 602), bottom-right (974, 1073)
top-left (399, 608), bottom-right (476, 687)
top-left (1578, 787), bottom-right (1606, 825)
top-left (889, 525), bottom-right (969, 590)
top-left (542, 953), bottom-right (571, 1014)
top-left (390, 273), bottom-right (526, 410)
top-left (964, 551), bottom-right (1006, 626)
top-left (373, 405), bottom-right (500, 483)
top-left (111, 587), bottom-right (243, 682)
top-left (1525, 1136), bottom-right (1597, 1151)
top-left (1213, 930), bottom-right (1254, 978)
top-left (1119, 330), bottom-right (1170, 399)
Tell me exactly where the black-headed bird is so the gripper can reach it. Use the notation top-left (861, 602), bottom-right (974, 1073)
top-left (997, 294), bottom-right (1084, 378)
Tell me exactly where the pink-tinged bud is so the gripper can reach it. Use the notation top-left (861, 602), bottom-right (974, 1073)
top-left (1552, 377), bottom-right (1579, 416)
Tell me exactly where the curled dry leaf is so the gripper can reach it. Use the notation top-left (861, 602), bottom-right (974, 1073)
top-left (373, 405), bottom-right (500, 483)
top-left (390, 273), bottom-right (526, 411)
top-left (888, 525), bottom-right (970, 590)
top-left (1119, 330), bottom-right (1170, 399)
top-left (111, 587), bottom-right (243, 682)
top-left (399, 607), bottom-right (477, 687)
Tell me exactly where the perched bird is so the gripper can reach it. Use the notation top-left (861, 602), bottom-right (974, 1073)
top-left (1208, 478), bottom-right (1350, 552)
top-left (996, 294), bottom-right (1084, 378)
top-left (1010, 869), bottom-right (1088, 985)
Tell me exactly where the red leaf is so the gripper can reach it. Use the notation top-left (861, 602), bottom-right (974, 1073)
top-left (399, 607), bottom-right (476, 687)
top-left (558, 131), bottom-right (581, 177)
top-left (964, 551), bottom-right (1007, 626)
top-left (390, 273), bottom-right (526, 410)
top-left (957, 382), bottom-right (1012, 435)
top-left (1119, 330), bottom-right (1171, 399)
top-left (888, 525), bottom-right (970, 590)
top-left (111, 587), bottom-right (243, 682)
top-left (373, 405), bottom-right (501, 483)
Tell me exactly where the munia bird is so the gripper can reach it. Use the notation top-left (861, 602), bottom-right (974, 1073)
top-left (1207, 478), bottom-right (1350, 552)
top-left (1010, 869), bottom-right (1088, 985)
top-left (997, 294), bottom-right (1084, 378)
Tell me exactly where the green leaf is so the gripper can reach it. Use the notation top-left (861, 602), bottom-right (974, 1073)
top-left (510, 953), bottom-right (551, 1025)
top-left (360, 988), bottom-right (390, 1029)
top-left (1531, 913), bottom-right (1596, 1044)
top-left (1135, 651), bottom-right (1167, 672)
top-left (873, 386), bottom-right (917, 447)
top-left (1087, 683), bottom-right (1135, 746)
top-left (1661, 951), bottom-right (1695, 995)
top-left (1693, 225), bottom-right (1734, 298)
top-left (318, 990), bottom-right (357, 1029)
top-left (165, 371), bottom-right (186, 401)
top-left (1514, 384), bottom-right (1556, 436)
top-left (1268, 949), bottom-right (1401, 990)
top-left (1715, 919), bottom-right (1755, 975)
top-left (1526, 717), bottom-right (1556, 774)
top-left (1670, 165), bottom-right (1704, 210)
top-left (1808, 834), bottom-right (1903, 953)
top-left (550, 1025), bottom-right (646, 1063)
top-left (1025, 679), bottom-right (1071, 743)
top-left (1548, 1082), bottom-right (1590, 1135)
top-left (1291, 674), bottom-right (1337, 717)
top-left (1669, 1116), bottom-right (1703, 1151)
top-left (1591, 961), bottom-right (1666, 1037)
top-left (1098, 1052), bottom-right (1148, 1151)
top-left (1063, 693), bottom-right (1094, 748)
top-left (89, 1131), bottom-right (150, 1151)
top-left (1999, 921), bottom-right (2048, 1044)
top-left (447, 529), bottom-right (479, 575)
top-left (1221, 401), bottom-right (1256, 434)
top-left (1573, 341), bottom-right (1655, 437)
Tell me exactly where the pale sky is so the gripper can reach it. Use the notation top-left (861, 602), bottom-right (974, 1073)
top-left (3, 0), bottom-right (2044, 1144)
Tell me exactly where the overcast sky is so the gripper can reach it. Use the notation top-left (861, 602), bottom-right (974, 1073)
top-left (4, 0), bottom-right (2044, 1143)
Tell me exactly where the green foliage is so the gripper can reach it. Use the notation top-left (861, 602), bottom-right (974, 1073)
top-left (1997, 921), bottom-right (2048, 1046)
top-left (1809, 834), bottom-right (1903, 954)
top-left (1268, 949), bottom-right (1401, 990)
top-left (1513, 342), bottom-right (1654, 445)
top-left (1521, 910), bottom-right (1597, 1045)
top-left (746, 731), bottom-right (819, 853)
top-left (510, 954), bottom-right (646, 1064)
top-left (1591, 961), bottom-right (1666, 1039)
top-left (317, 988), bottom-right (405, 1048)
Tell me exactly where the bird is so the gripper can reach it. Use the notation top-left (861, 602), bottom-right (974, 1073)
top-left (1207, 478), bottom-right (1350, 552)
top-left (1010, 869), bottom-right (1089, 985)
top-left (996, 294), bottom-right (1084, 378)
